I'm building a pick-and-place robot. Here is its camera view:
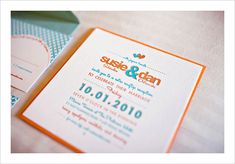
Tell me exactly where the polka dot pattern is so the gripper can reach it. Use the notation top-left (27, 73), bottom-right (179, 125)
top-left (11, 95), bottom-right (20, 108)
top-left (11, 18), bottom-right (72, 63)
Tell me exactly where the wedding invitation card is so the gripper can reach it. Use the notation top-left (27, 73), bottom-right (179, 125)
top-left (11, 11), bottom-right (79, 107)
top-left (19, 28), bottom-right (206, 152)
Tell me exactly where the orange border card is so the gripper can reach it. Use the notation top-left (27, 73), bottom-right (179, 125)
top-left (18, 28), bottom-right (206, 153)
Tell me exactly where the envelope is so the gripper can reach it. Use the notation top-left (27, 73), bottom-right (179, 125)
top-left (11, 11), bottom-right (79, 107)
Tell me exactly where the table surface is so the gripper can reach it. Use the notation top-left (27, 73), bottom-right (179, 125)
top-left (11, 11), bottom-right (224, 153)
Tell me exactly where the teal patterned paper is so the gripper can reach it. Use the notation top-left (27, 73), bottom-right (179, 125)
top-left (11, 95), bottom-right (20, 108)
top-left (11, 17), bottom-right (74, 108)
top-left (11, 18), bottom-right (72, 63)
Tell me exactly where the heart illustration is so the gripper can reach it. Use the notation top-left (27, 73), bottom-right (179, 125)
top-left (133, 53), bottom-right (145, 59)
top-left (138, 54), bottom-right (145, 59)
top-left (133, 53), bottom-right (139, 58)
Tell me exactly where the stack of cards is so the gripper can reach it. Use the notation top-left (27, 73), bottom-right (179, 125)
top-left (11, 11), bottom-right (79, 107)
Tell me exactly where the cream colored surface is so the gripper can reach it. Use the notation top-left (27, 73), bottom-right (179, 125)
top-left (11, 11), bottom-right (224, 153)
